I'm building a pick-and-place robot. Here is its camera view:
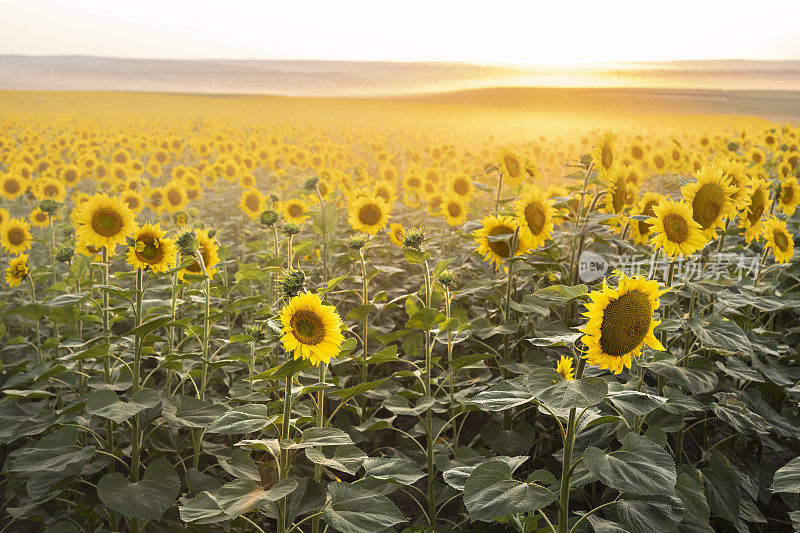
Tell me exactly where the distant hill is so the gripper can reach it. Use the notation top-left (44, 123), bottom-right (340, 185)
top-left (1, 55), bottom-right (799, 97)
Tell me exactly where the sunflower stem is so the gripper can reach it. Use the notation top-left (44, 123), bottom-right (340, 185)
top-left (358, 246), bottom-right (370, 420)
top-left (557, 358), bottom-right (585, 532)
top-left (445, 286), bottom-right (458, 451)
top-left (130, 268), bottom-right (144, 533)
top-left (315, 185), bottom-right (329, 283)
top-left (421, 258), bottom-right (437, 527)
top-left (312, 362), bottom-right (326, 533)
top-left (494, 171), bottom-right (504, 214)
top-left (278, 375), bottom-right (293, 533)
top-left (25, 274), bottom-right (43, 363)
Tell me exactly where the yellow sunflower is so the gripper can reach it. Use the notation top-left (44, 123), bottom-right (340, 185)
top-left (498, 149), bottom-right (525, 184)
top-left (279, 292), bottom-right (345, 367)
top-left (239, 188), bottom-right (266, 220)
top-left (127, 223), bottom-right (177, 273)
top-left (778, 177), bottom-right (800, 216)
top-left (29, 207), bottom-right (53, 228)
top-left (74, 193), bottom-right (138, 251)
top-left (0, 208), bottom-right (9, 227)
top-left (120, 190), bottom-right (145, 213)
top-left (5, 254), bottom-right (29, 288)
top-left (448, 173), bottom-right (474, 199)
top-left (0, 218), bottom-right (33, 255)
top-left (0, 173), bottom-right (27, 200)
top-left (716, 158), bottom-right (752, 209)
top-left (681, 165), bottom-right (737, 239)
top-left (473, 215), bottom-right (531, 268)
top-left (514, 184), bottom-right (555, 249)
top-left (33, 176), bottom-right (67, 202)
top-left (602, 166), bottom-right (630, 224)
top-left (739, 178), bottom-right (770, 243)
top-left (630, 192), bottom-right (662, 245)
top-left (442, 195), bottom-right (467, 226)
top-left (280, 198), bottom-right (310, 224)
top-left (555, 355), bottom-right (575, 381)
top-left (648, 200), bottom-right (707, 257)
top-left (591, 132), bottom-right (617, 177)
top-left (580, 273), bottom-right (667, 374)
top-left (388, 222), bottom-right (405, 247)
top-left (146, 187), bottom-right (165, 214)
top-left (762, 217), bottom-right (794, 263)
top-left (163, 181), bottom-right (188, 213)
top-left (348, 195), bottom-right (390, 235)
top-left (179, 229), bottom-right (219, 281)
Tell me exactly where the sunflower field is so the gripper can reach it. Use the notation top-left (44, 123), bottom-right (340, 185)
top-left (1, 92), bottom-right (800, 533)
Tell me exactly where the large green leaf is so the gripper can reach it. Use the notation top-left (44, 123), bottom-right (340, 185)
top-left (323, 482), bottom-right (405, 533)
top-left (463, 460), bottom-right (555, 521)
top-left (97, 458), bottom-right (179, 520)
top-left (216, 478), bottom-right (297, 518)
top-left (537, 376), bottom-right (608, 410)
top-left (8, 445), bottom-right (95, 474)
top-left (771, 457), bottom-right (800, 493)
top-left (162, 395), bottom-right (226, 428)
top-left (583, 433), bottom-right (676, 496)
top-left (178, 491), bottom-right (228, 524)
top-left (688, 315), bottom-right (753, 356)
top-left (606, 385), bottom-right (666, 416)
top-left (363, 457), bottom-right (425, 485)
top-left (85, 388), bottom-right (161, 424)
top-left (700, 453), bottom-right (740, 523)
top-left (615, 496), bottom-right (685, 533)
top-left (305, 445), bottom-right (366, 475)
top-left (285, 427), bottom-right (354, 449)
top-left (468, 377), bottom-right (532, 411)
top-left (206, 404), bottom-right (276, 434)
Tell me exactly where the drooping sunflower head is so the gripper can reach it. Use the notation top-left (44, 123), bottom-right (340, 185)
top-left (514, 184), bottom-right (555, 249)
top-left (473, 215), bottom-right (531, 268)
top-left (279, 292), bottom-right (345, 366)
top-left (630, 192), bottom-right (662, 244)
top-left (778, 177), bottom-right (800, 216)
top-left (179, 229), bottom-right (220, 281)
top-left (603, 166), bottom-right (631, 221)
top-left (739, 178), bottom-right (771, 243)
top-left (127, 223), bottom-right (177, 273)
top-left (348, 195), bottom-right (390, 235)
top-left (648, 200), bottom-right (707, 258)
top-left (5, 254), bottom-right (29, 288)
top-left (0, 217), bottom-right (33, 255)
top-left (74, 193), bottom-right (138, 251)
top-left (762, 216), bottom-right (795, 264)
top-left (681, 165), bottom-right (737, 239)
top-left (580, 273), bottom-right (667, 374)
top-left (388, 222), bottom-right (405, 247)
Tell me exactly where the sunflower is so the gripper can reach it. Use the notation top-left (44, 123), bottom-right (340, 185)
top-left (29, 207), bottom-right (52, 228)
top-left (5, 254), bottom-right (29, 288)
top-left (163, 181), bottom-right (188, 213)
top-left (0, 218), bottom-right (33, 255)
top-left (60, 164), bottom-right (82, 186)
top-left (448, 173), bottom-right (474, 199)
top-left (348, 195), bottom-right (390, 235)
top-left (498, 149), bottom-right (525, 184)
top-left (580, 273), bottom-right (667, 374)
top-left (778, 177), bottom-right (800, 216)
top-left (591, 132), bottom-right (616, 176)
top-left (555, 355), bottom-right (575, 381)
top-left (239, 188), bottom-right (266, 220)
top-left (473, 215), bottom-right (531, 268)
top-left (762, 217), bottom-right (795, 263)
top-left (650, 151), bottom-right (668, 173)
top-left (388, 222), bottom-right (405, 247)
top-left (146, 187), bottom-right (165, 214)
top-left (680, 165), bottom-right (737, 239)
top-left (0, 208), bottom-right (9, 227)
top-left (279, 292), bottom-right (345, 366)
top-left (630, 192), bottom-right (662, 245)
top-left (442, 195), bottom-right (467, 226)
top-left (179, 229), bottom-right (220, 280)
top-left (127, 223), bottom-right (177, 273)
top-left (602, 166), bottom-right (630, 224)
top-left (648, 200), bottom-right (707, 257)
top-left (748, 147), bottom-right (766, 166)
top-left (739, 178), bottom-right (770, 243)
top-left (0, 173), bottom-right (27, 200)
top-left (76, 239), bottom-right (115, 259)
top-left (74, 193), bottom-right (138, 250)
top-left (280, 198), bottom-right (310, 224)
top-left (120, 190), bottom-right (145, 213)
top-left (374, 182), bottom-right (397, 207)
top-left (514, 184), bottom-right (555, 249)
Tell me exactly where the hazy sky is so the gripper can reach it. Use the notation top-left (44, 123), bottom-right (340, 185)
top-left (1, 0), bottom-right (799, 64)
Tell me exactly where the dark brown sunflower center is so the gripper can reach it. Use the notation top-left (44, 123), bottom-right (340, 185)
top-left (747, 190), bottom-right (766, 225)
top-left (612, 177), bottom-right (627, 213)
top-left (246, 194), bottom-right (260, 211)
top-left (4, 179), bottom-right (20, 193)
top-left (137, 236), bottom-right (163, 263)
top-left (782, 185), bottom-right (795, 203)
top-left (504, 155), bottom-right (520, 177)
top-left (663, 213), bottom-right (689, 243)
top-left (447, 202), bottom-right (462, 217)
top-left (35, 212), bottom-right (47, 223)
top-left (638, 201), bottom-right (658, 235)
top-left (773, 229), bottom-right (790, 252)
top-left (290, 311), bottom-right (325, 345)
top-left (691, 183), bottom-right (724, 229)
top-left (598, 290), bottom-right (652, 357)
top-left (654, 156), bottom-right (665, 169)
top-left (487, 225), bottom-right (514, 258)
top-left (359, 204), bottom-right (382, 226)
top-left (288, 203), bottom-right (303, 217)
top-left (91, 208), bottom-right (124, 237)
top-left (632, 146), bottom-right (643, 160)
top-left (454, 178), bottom-right (470, 195)
top-left (167, 189), bottom-right (182, 205)
top-left (64, 169), bottom-right (77, 182)
top-left (408, 177), bottom-right (421, 188)
top-left (7, 227), bottom-right (26, 245)
top-left (150, 192), bottom-right (162, 207)
top-left (524, 202), bottom-right (547, 234)
top-left (377, 189), bottom-right (391, 204)
top-left (601, 145), bottom-right (613, 169)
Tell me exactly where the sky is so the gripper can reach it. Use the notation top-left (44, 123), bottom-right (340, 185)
top-left (1, 0), bottom-right (799, 65)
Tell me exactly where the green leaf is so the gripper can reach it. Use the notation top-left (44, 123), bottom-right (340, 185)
top-left (178, 491), bottom-right (228, 524)
top-left (323, 482), bottom-right (406, 533)
top-left (126, 315), bottom-right (173, 339)
top-left (534, 284), bottom-right (588, 304)
top-left (8, 445), bottom-right (95, 474)
top-left (330, 378), bottom-right (389, 404)
top-left (688, 315), bottom-right (753, 356)
top-left (216, 478), bottom-right (298, 518)
top-left (285, 427), bottom-right (354, 449)
top-left (615, 496), bottom-right (685, 533)
top-left (463, 460), bottom-right (555, 521)
top-left (97, 457), bottom-right (179, 520)
top-left (468, 378), bottom-right (533, 411)
top-left (537, 376), bottom-right (608, 410)
top-left (771, 457), bottom-right (800, 493)
top-left (346, 304), bottom-right (376, 322)
top-left (606, 385), bottom-right (667, 416)
top-left (206, 404), bottom-right (276, 434)
top-left (162, 395), bottom-right (226, 428)
top-left (44, 291), bottom-right (91, 308)
top-left (675, 472), bottom-right (710, 522)
top-left (583, 432), bottom-right (676, 496)
top-left (363, 457), bottom-right (425, 485)
top-left (305, 445), bottom-right (367, 475)
top-left (700, 452), bottom-right (740, 523)
top-left (406, 307), bottom-right (445, 331)
top-left (85, 388), bottom-right (161, 424)
top-left (403, 248), bottom-right (431, 265)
